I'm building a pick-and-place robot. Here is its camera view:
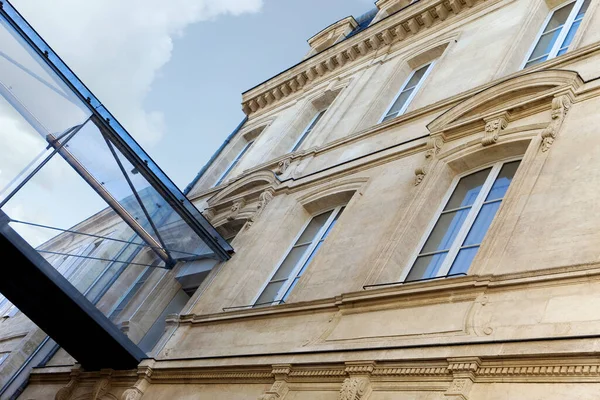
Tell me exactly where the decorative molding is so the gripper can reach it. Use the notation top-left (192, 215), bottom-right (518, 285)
top-left (258, 381), bottom-right (289, 400)
top-left (482, 113), bottom-right (508, 146)
top-left (242, 0), bottom-right (495, 116)
top-left (540, 94), bottom-right (572, 152)
top-left (55, 368), bottom-right (81, 400)
top-left (227, 199), bottom-right (247, 221)
top-left (245, 189), bottom-right (274, 230)
top-left (91, 370), bottom-right (112, 400)
top-left (414, 166), bottom-right (427, 186)
top-left (203, 207), bottom-right (216, 222)
top-left (445, 378), bottom-right (473, 400)
top-left (338, 377), bottom-right (371, 400)
top-left (372, 366), bottom-right (450, 376)
top-left (275, 158), bottom-right (291, 176)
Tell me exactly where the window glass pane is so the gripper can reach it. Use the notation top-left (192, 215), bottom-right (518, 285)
top-left (256, 280), bottom-right (286, 305)
top-left (272, 243), bottom-right (310, 281)
top-left (558, 20), bottom-right (581, 52)
top-left (525, 56), bottom-right (549, 68)
top-left (544, 3), bottom-right (575, 32)
top-left (307, 109), bottom-right (326, 132)
top-left (406, 252), bottom-right (447, 282)
top-left (444, 168), bottom-right (491, 210)
top-left (386, 89), bottom-right (414, 118)
top-left (462, 201), bottom-right (501, 246)
top-left (296, 211), bottom-right (332, 244)
top-left (529, 30), bottom-right (563, 61)
top-left (405, 64), bottom-right (430, 88)
top-left (576, 0), bottom-right (591, 20)
top-left (485, 161), bottom-right (520, 201)
top-left (421, 209), bottom-right (471, 253)
top-left (448, 246), bottom-right (480, 275)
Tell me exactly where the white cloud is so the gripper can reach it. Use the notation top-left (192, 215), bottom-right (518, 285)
top-left (0, 0), bottom-right (262, 246)
top-left (12, 0), bottom-right (263, 146)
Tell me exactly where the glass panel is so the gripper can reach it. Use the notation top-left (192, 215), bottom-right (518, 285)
top-left (272, 244), bottom-right (310, 281)
top-left (296, 211), bottom-right (332, 244)
top-left (306, 109), bottom-right (326, 133)
top-left (448, 246), bottom-right (480, 275)
top-left (544, 3), bottom-right (575, 32)
top-left (0, 19), bottom-right (90, 136)
top-left (485, 161), bottom-right (520, 201)
top-left (421, 209), bottom-right (471, 253)
top-left (406, 252), bottom-right (447, 282)
top-left (525, 56), bottom-right (549, 68)
top-left (405, 64), bottom-right (430, 89)
top-left (444, 168), bottom-right (491, 210)
top-left (558, 20), bottom-right (581, 52)
top-left (386, 89), bottom-right (414, 118)
top-left (577, 0), bottom-right (591, 19)
top-left (528, 30), bottom-right (562, 61)
top-left (255, 280), bottom-right (286, 305)
top-left (463, 201), bottom-right (501, 246)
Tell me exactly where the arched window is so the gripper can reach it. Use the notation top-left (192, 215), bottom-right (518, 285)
top-left (404, 159), bottom-right (521, 282)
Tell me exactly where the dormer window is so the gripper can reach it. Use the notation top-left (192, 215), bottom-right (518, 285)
top-left (306, 16), bottom-right (358, 57)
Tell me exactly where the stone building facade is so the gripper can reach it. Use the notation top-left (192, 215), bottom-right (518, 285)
top-left (12, 0), bottom-right (600, 398)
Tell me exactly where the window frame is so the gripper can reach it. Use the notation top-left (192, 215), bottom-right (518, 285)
top-left (213, 139), bottom-right (255, 187)
top-left (400, 157), bottom-right (522, 282)
top-left (379, 60), bottom-right (436, 124)
top-left (521, 0), bottom-right (589, 69)
top-left (290, 108), bottom-right (327, 153)
top-left (0, 353), bottom-right (8, 366)
top-left (252, 205), bottom-right (344, 306)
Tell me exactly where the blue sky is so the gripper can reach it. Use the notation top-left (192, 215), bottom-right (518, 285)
top-left (121, 0), bottom-right (375, 187)
top-left (0, 0), bottom-right (375, 244)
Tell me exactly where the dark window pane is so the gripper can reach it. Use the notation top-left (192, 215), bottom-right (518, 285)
top-left (444, 168), bottom-right (491, 210)
top-left (529, 30), bottom-right (563, 60)
top-left (406, 252), bottom-right (447, 282)
top-left (386, 89), bottom-right (414, 118)
top-left (255, 280), bottom-right (286, 305)
top-left (272, 244), bottom-right (310, 281)
top-left (544, 3), bottom-right (575, 32)
top-left (296, 211), bottom-right (332, 244)
top-left (405, 64), bottom-right (430, 88)
top-left (485, 161), bottom-right (520, 201)
top-left (421, 209), bottom-right (471, 253)
top-left (448, 246), bottom-right (480, 275)
top-left (463, 202), bottom-right (501, 246)
top-left (576, 0), bottom-right (591, 20)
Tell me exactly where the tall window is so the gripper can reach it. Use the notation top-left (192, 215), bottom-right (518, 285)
top-left (380, 62), bottom-right (434, 123)
top-left (255, 206), bottom-right (344, 306)
top-left (405, 160), bottom-right (521, 282)
top-left (291, 109), bottom-right (327, 152)
top-left (214, 140), bottom-right (255, 187)
top-left (523, 0), bottom-right (590, 68)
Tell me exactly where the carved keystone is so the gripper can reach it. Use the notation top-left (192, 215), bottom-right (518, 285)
top-left (482, 113), bottom-right (508, 146)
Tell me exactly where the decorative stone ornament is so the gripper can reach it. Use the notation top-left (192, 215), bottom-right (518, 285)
top-left (55, 367), bottom-right (81, 400)
top-left (414, 166), bottom-right (427, 186)
top-left (540, 94), bottom-right (571, 152)
top-left (121, 363), bottom-right (154, 400)
top-left (275, 158), bottom-right (291, 176)
top-left (245, 190), bottom-right (274, 230)
top-left (338, 377), bottom-right (370, 400)
top-left (91, 372), bottom-right (112, 400)
top-left (482, 114), bottom-right (508, 146)
top-left (227, 199), bottom-right (246, 221)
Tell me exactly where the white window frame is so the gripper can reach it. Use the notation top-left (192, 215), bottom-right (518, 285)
top-left (290, 109), bottom-right (327, 153)
top-left (213, 139), bottom-right (255, 187)
top-left (379, 61), bottom-right (436, 123)
top-left (0, 353), bottom-right (8, 366)
top-left (252, 206), bottom-right (344, 306)
top-left (400, 157), bottom-right (521, 282)
top-left (521, 0), bottom-right (589, 69)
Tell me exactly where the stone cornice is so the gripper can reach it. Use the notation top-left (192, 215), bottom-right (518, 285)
top-left (31, 356), bottom-right (600, 385)
top-left (191, 41), bottom-right (600, 204)
top-left (181, 260), bottom-right (600, 325)
top-left (241, 0), bottom-right (497, 116)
